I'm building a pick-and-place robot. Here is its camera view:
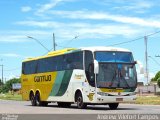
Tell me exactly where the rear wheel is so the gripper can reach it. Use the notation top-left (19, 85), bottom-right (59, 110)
top-left (76, 92), bottom-right (87, 109)
top-left (35, 92), bottom-right (41, 106)
top-left (108, 103), bottom-right (119, 110)
top-left (35, 92), bottom-right (48, 106)
top-left (30, 93), bottom-right (36, 106)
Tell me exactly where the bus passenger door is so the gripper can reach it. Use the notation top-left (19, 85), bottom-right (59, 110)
top-left (84, 50), bottom-right (96, 102)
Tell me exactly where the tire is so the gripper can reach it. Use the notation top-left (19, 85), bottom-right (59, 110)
top-left (108, 103), bottom-right (119, 110)
top-left (30, 93), bottom-right (36, 106)
top-left (76, 92), bottom-right (87, 109)
top-left (35, 92), bottom-right (42, 106)
top-left (57, 102), bottom-right (71, 108)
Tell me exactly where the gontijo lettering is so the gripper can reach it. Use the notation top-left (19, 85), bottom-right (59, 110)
top-left (34, 75), bottom-right (51, 82)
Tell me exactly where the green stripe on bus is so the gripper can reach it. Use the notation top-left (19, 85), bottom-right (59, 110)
top-left (50, 71), bottom-right (65, 96)
top-left (55, 70), bottom-right (73, 96)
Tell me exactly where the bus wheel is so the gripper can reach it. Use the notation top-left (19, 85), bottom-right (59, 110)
top-left (35, 92), bottom-right (41, 106)
top-left (108, 103), bottom-right (119, 110)
top-left (30, 93), bottom-right (36, 106)
top-left (76, 92), bottom-right (87, 109)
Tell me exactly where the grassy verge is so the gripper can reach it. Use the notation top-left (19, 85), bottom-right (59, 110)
top-left (0, 93), bottom-right (160, 105)
top-left (0, 93), bottom-right (22, 101)
top-left (135, 96), bottom-right (160, 105)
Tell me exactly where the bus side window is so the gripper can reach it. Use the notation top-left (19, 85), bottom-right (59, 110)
top-left (85, 51), bottom-right (95, 87)
top-left (23, 61), bottom-right (37, 75)
top-left (22, 63), bottom-right (25, 74)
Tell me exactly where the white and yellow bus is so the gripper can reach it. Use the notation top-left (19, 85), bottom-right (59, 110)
top-left (21, 46), bottom-right (138, 109)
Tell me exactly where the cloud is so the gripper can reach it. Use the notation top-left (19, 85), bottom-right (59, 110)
top-left (36, 0), bottom-right (74, 13)
top-left (137, 72), bottom-right (155, 85)
top-left (0, 35), bottom-right (28, 43)
top-left (48, 10), bottom-right (160, 28)
top-left (16, 20), bottom-right (147, 40)
top-left (136, 1), bottom-right (154, 9)
top-left (0, 53), bottom-right (31, 59)
top-left (0, 53), bottom-right (22, 58)
top-left (136, 60), bottom-right (155, 85)
top-left (112, 1), bottom-right (154, 14)
top-left (16, 21), bottom-right (62, 28)
top-left (21, 6), bottom-right (32, 12)
top-left (5, 73), bottom-right (20, 80)
top-left (0, 30), bottom-right (52, 43)
top-left (95, 0), bottom-right (154, 10)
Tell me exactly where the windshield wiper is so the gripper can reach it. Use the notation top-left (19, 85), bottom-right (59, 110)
top-left (119, 70), bottom-right (130, 88)
top-left (109, 67), bottom-right (117, 88)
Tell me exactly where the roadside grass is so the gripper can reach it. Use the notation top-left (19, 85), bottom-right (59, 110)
top-left (0, 93), bottom-right (160, 105)
top-left (135, 96), bottom-right (160, 105)
top-left (0, 93), bottom-right (22, 101)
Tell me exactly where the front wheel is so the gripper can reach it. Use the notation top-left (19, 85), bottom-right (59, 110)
top-left (108, 103), bottom-right (119, 110)
top-left (76, 92), bottom-right (87, 109)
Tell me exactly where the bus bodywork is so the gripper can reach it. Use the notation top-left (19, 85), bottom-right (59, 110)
top-left (21, 47), bottom-right (137, 109)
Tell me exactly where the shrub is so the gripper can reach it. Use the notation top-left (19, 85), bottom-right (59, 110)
top-left (157, 78), bottom-right (160, 88)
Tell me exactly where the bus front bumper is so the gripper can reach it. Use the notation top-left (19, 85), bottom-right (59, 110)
top-left (96, 95), bottom-right (137, 103)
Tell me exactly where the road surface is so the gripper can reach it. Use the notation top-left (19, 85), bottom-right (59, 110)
top-left (0, 99), bottom-right (160, 114)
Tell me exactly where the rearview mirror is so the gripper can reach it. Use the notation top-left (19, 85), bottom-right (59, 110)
top-left (94, 60), bottom-right (99, 74)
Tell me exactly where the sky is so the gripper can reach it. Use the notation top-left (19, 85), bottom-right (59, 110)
top-left (0, 0), bottom-right (160, 84)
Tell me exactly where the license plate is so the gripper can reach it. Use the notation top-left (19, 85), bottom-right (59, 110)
top-left (116, 98), bottom-right (123, 101)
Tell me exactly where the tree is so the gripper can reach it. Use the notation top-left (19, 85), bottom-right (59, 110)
top-left (0, 78), bottom-right (20, 93)
top-left (154, 71), bottom-right (160, 81)
top-left (151, 77), bottom-right (155, 82)
top-left (157, 78), bottom-right (160, 88)
top-left (0, 79), bottom-right (4, 93)
top-left (0, 79), bottom-right (4, 86)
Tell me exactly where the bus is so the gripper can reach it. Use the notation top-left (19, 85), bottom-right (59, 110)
top-left (21, 46), bottom-right (138, 109)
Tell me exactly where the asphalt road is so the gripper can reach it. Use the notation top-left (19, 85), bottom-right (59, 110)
top-left (0, 99), bottom-right (160, 114)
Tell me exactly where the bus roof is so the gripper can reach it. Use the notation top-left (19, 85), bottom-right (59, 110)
top-left (80, 46), bottom-right (131, 52)
top-left (23, 48), bottom-right (77, 62)
top-left (23, 46), bottom-right (131, 62)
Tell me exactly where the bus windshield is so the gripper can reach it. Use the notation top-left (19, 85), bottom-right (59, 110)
top-left (95, 51), bottom-right (137, 88)
top-left (95, 51), bottom-right (133, 63)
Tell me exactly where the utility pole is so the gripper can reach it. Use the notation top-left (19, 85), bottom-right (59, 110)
top-left (53, 33), bottom-right (56, 51)
top-left (144, 36), bottom-right (149, 86)
top-left (0, 65), bottom-right (3, 86)
top-left (0, 59), bottom-right (3, 87)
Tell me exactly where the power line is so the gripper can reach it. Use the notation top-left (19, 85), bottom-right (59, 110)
top-left (4, 67), bottom-right (21, 71)
top-left (61, 35), bottom-right (79, 48)
top-left (108, 30), bottom-right (160, 46)
top-left (108, 36), bottom-right (144, 46)
top-left (155, 55), bottom-right (160, 57)
top-left (148, 56), bottom-right (160, 66)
